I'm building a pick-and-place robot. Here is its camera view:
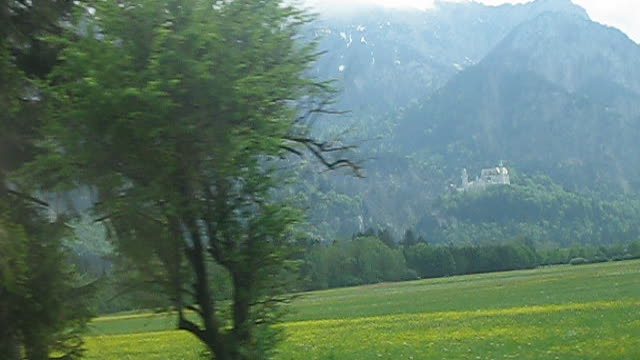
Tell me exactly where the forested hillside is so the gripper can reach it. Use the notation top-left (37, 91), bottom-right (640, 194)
top-left (419, 175), bottom-right (640, 247)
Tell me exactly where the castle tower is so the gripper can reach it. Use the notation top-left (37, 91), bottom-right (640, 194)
top-left (461, 168), bottom-right (469, 189)
top-left (498, 160), bottom-right (510, 185)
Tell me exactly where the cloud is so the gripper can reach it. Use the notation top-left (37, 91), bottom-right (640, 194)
top-left (303, 0), bottom-right (640, 43)
top-left (304, 0), bottom-right (435, 11)
top-left (573, 0), bottom-right (640, 43)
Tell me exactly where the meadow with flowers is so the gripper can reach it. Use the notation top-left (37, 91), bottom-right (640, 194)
top-left (86, 260), bottom-right (640, 359)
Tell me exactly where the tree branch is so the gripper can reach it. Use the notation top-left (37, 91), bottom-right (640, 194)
top-left (6, 189), bottom-right (50, 207)
top-left (185, 304), bottom-right (204, 317)
top-left (282, 135), bottom-right (363, 177)
top-left (178, 315), bottom-right (206, 343)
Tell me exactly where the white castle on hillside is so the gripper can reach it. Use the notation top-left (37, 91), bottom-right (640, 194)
top-left (458, 161), bottom-right (510, 192)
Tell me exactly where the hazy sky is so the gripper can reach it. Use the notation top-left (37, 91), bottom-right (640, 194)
top-left (306, 0), bottom-right (640, 44)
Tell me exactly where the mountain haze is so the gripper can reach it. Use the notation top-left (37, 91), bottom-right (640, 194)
top-left (302, 0), bottom-right (640, 241)
top-left (399, 7), bottom-right (640, 191)
top-left (311, 0), bottom-right (590, 114)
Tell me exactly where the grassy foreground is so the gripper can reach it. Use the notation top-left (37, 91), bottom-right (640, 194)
top-left (86, 260), bottom-right (640, 359)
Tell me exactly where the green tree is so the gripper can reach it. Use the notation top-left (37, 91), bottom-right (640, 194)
top-left (1, 1), bottom-right (92, 359)
top-left (27, 1), bottom-right (356, 359)
top-left (629, 240), bottom-right (640, 258)
top-left (378, 228), bottom-right (397, 248)
top-left (404, 243), bottom-right (456, 278)
top-left (0, 202), bottom-right (92, 360)
top-left (351, 236), bottom-right (412, 284)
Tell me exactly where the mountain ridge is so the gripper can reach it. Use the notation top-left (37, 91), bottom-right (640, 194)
top-left (310, 0), bottom-right (595, 116)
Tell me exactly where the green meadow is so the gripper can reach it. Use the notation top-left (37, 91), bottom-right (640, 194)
top-left (86, 260), bottom-right (640, 359)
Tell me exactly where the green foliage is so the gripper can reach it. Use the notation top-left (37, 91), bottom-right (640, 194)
top-left (629, 240), bottom-right (640, 258)
top-left (402, 239), bottom-right (538, 279)
top-left (22, 1), bottom-right (350, 359)
top-left (421, 175), bottom-right (640, 247)
top-left (0, 201), bottom-right (93, 360)
top-left (2, 1), bottom-right (94, 359)
top-left (449, 241), bottom-right (539, 275)
top-left (303, 236), bottom-right (415, 289)
top-left (377, 228), bottom-right (397, 248)
top-left (404, 243), bottom-right (456, 278)
top-left (299, 223), bottom-right (640, 290)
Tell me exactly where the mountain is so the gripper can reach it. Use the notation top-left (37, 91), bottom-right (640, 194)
top-left (484, 12), bottom-right (640, 94)
top-left (397, 10), bottom-right (640, 192)
top-left (310, 0), bottom-right (590, 116)
top-left (301, 0), bottom-right (640, 242)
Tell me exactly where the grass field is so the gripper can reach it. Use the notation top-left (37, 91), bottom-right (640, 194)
top-left (86, 260), bottom-right (640, 359)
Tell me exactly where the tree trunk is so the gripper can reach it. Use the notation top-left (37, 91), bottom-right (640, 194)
top-left (0, 330), bottom-right (21, 360)
top-left (23, 334), bottom-right (48, 360)
top-left (182, 218), bottom-right (230, 360)
top-left (230, 272), bottom-right (253, 360)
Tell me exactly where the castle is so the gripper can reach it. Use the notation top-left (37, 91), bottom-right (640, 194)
top-left (458, 162), bottom-right (510, 192)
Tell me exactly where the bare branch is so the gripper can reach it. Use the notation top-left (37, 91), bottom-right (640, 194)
top-left (93, 213), bottom-right (113, 223)
top-left (286, 136), bottom-right (357, 153)
top-left (6, 189), bottom-right (50, 207)
top-left (293, 98), bottom-right (349, 125)
top-left (279, 145), bottom-right (302, 157)
top-left (289, 137), bottom-right (363, 177)
top-left (93, 209), bottom-right (165, 225)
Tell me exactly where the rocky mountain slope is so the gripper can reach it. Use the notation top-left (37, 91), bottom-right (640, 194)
top-left (310, 0), bottom-right (590, 115)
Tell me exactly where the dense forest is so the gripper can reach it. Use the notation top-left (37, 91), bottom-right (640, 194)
top-left (420, 174), bottom-right (640, 247)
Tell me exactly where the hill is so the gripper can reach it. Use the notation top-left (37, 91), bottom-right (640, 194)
top-left (419, 175), bottom-right (640, 247)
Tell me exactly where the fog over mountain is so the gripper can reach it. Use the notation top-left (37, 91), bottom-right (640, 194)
top-left (300, 0), bottom-right (640, 241)
top-left (306, 0), bottom-right (640, 44)
top-left (309, 0), bottom-right (590, 114)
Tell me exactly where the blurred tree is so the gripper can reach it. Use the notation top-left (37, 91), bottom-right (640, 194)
top-left (0, 201), bottom-right (92, 360)
top-left (1, 1), bottom-right (92, 359)
top-left (25, 0), bottom-right (357, 359)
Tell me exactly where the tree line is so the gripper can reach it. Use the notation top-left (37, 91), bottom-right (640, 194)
top-left (295, 229), bottom-right (640, 291)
